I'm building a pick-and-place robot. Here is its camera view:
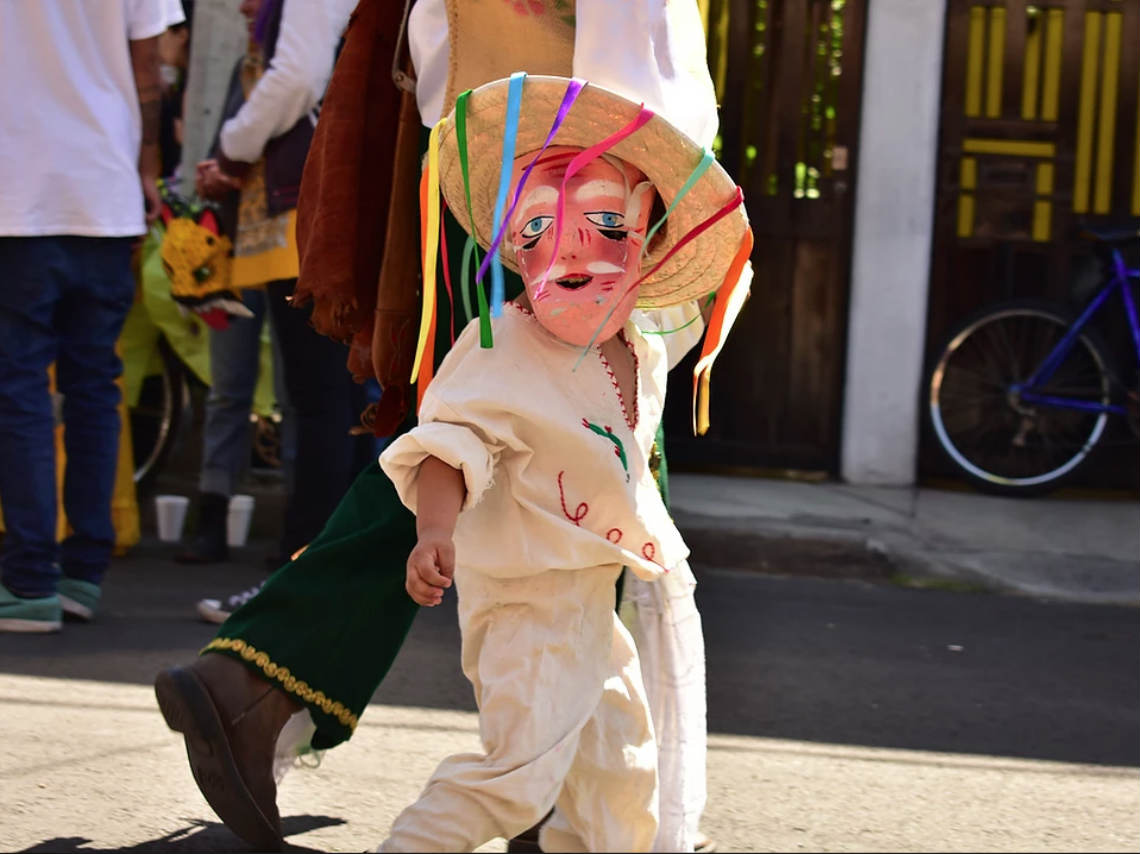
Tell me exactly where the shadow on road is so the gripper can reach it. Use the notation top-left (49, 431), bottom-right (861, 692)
top-left (15, 814), bottom-right (344, 852)
top-left (0, 540), bottom-right (1136, 768)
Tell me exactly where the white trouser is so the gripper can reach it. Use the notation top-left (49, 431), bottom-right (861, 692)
top-left (619, 560), bottom-right (707, 853)
top-left (378, 564), bottom-right (659, 853)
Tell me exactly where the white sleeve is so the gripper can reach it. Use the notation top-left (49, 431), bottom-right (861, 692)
top-left (379, 393), bottom-right (508, 514)
top-left (126, 0), bottom-right (169, 40)
top-left (636, 302), bottom-right (706, 371)
top-left (218, 0), bottom-right (355, 164)
top-left (573, 0), bottom-right (719, 148)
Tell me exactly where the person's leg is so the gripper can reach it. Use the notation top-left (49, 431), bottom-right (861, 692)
top-left (538, 612), bottom-right (659, 853)
top-left (0, 237), bottom-right (65, 627)
top-left (200, 289), bottom-right (266, 496)
top-left (268, 306), bottom-right (297, 560)
top-left (156, 460), bottom-right (420, 849)
top-left (179, 290), bottom-right (266, 563)
top-left (378, 565), bottom-right (657, 853)
top-left (265, 278), bottom-right (371, 554)
top-left (53, 237), bottom-right (137, 594)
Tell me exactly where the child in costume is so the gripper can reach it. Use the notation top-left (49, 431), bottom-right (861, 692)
top-left (154, 4), bottom-right (746, 851)
top-left (374, 72), bottom-right (750, 853)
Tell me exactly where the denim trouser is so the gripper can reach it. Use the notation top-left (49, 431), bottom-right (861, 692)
top-left (0, 236), bottom-right (135, 597)
top-left (264, 279), bottom-right (374, 556)
top-left (199, 289), bottom-right (295, 498)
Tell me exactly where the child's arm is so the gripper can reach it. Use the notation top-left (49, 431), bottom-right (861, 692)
top-left (405, 455), bottom-right (467, 606)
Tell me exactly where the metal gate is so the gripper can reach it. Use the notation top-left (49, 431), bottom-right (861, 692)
top-left (924, 0), bottom-right (1140, 487)
top-left (665, 0), bottom-right (869, 473)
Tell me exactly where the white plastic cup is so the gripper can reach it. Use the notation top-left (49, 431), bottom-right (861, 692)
top-left (154, 495), bottom-right (190, 543)
top-left (226, 494), bottom-right (255, 547)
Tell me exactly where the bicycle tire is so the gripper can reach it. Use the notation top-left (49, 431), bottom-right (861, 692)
top-left (130, 338), bottom-right (185, 488)
top-left (927, 299), bottom-right (1113, 496)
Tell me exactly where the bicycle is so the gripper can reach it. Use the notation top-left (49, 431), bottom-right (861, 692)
top-left (926, 225), bottom-right (1140, 496)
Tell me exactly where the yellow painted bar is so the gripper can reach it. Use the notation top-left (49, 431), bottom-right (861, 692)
top-left (963, 138), bottom-right (1056, 157)
top-left (1094, 12), bottom-right (1122, 214)
top-left (1022, 8), bottom-right (1042, 120)
top-left (958, 194), bottom-right (976, 238)
top-left (961, 156), bottom-right (978, 190)
top-left (1134, 67), bottom-right (1140, 216)
top-left (1033, 201), bottom-right (1053, 242)
top-left (958, 158), bottom-right (977, 238)
top-left (1033, 162), bottom-right (1054, 242)
top-left (966, 6), bottom-right (986, 117)
top-left (1041, 9), bottom-right (1064, 121)
top-left (1073, 12), bottom-right (1102, 214)
top-left (986, 6), bottom-right (1006, 118)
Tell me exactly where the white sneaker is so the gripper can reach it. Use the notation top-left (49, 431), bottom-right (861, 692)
top-left (195, 583), bottom-right (264, 624)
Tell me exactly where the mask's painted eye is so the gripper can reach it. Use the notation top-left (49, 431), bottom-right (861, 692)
top-left (193, 265), bottom-right (213, 283)
top-left (520, 216), bottom-right (553, 239)
top-left (585, 211), bottom-right (624, 229)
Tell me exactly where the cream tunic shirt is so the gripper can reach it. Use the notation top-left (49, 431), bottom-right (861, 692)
top-left (380, 303), bottom-right (691, 582)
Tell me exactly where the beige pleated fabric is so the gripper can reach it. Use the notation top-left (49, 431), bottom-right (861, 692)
top-left (377, 564), bottom-right (659, 853)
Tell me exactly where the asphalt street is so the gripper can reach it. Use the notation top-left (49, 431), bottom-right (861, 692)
top-left (1, 539), bottom-right (1137, 851)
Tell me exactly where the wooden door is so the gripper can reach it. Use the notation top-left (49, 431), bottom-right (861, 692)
top-left (664, 0), bottom-right (869, 474)
top-left (924, 0), bottom-right (1140, 488)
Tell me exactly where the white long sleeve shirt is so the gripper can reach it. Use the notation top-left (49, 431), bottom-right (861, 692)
top-left (408, 0), bottom-right (719, 148)
top-left (380, 304), bottom-right (694, 582)
top-left (217, 0), bottom-right (356, 164)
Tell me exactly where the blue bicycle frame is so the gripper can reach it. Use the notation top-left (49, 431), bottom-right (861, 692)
top-left (1014, 245), bottom-right (1140, 416)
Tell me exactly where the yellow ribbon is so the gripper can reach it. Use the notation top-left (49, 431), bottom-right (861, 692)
top-left (411, 119), bottom-right (445, 383)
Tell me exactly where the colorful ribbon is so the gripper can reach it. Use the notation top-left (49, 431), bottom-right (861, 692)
top-left (455, 90), bottom-right (493, 347)
top-left (410, 118), bottom-right (444, 384)
top-left (439, 199), bottom-right (456, 346)
top-left (476, 76), bottom-right (585, 290)
top-left (486, 72), bottom-right (526, 318)
top-left (693, 227), bottom-right (754, 435)
top-left (574, 184), bottom-right (745, 367)
top-left (639, 149), bottom-right (715, 265)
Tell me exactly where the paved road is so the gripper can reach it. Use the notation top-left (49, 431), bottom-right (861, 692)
top-left (1, 539), bottom-right (1136, 851)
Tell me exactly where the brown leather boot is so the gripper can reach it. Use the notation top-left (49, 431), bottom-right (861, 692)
top-left (154, 652), bottom-right (300, 850)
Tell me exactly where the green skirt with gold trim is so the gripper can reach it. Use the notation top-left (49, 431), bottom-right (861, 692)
top-left (206, 460), bottom-right (419, 749)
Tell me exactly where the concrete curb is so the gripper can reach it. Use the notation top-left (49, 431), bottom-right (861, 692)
top-left (674, 509), bottom-right (1140, 608)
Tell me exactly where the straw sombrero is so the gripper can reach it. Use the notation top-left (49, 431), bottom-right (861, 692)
top-left (436, 74), bottom-right (749, 309)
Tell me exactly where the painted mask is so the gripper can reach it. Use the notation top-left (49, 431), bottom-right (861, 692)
top-left (158, 190), bottom-right (246, 330)
top-left (508, 146), bottom-right (655, 347)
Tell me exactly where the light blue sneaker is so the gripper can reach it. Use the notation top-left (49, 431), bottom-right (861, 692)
top-left (0, 583), bottom-right (62, 633)
top-left (58, 578), bottom-right (101, 622)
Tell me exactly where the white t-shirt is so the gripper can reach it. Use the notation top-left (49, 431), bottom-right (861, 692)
top-left (0, 1), bottom-right (167, 237)
top-left (407, 0), bottom-right (719, 148)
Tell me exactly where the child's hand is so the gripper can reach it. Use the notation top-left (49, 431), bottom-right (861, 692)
top-left (406, 529), bottom-right (455, 606)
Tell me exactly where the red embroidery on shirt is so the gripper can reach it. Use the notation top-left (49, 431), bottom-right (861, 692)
top-left (606, 528), bottom-right (623, 543)
top-left (642, 542), bottom-right (656, 561)
top-left (557, 471), bottom-right (589, 526)
top-left (596, 334), bottom-right (639, 432)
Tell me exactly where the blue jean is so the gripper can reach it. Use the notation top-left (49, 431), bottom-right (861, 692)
top-left (198, 289), bottom-right (295, 497)
top-left (0, 236), bottom-right (135, 597)
top-left (265, 279), bottom-right (374, 555)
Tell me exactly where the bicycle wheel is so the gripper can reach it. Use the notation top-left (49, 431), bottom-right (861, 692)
top-left (130, 338), bottom-right (185, 488)
top-left (927, 299), bottom-right (1113, 496)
